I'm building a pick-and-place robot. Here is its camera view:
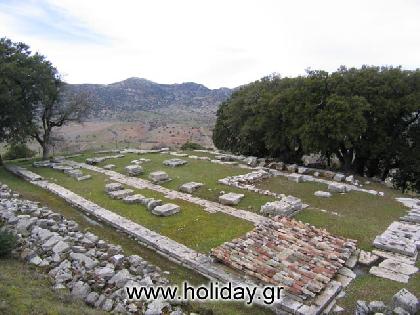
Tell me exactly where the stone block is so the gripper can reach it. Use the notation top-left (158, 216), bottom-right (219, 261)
top-left (108, 189), bottom-right (134, 199)
top-left (163, 159), bottom-right (187, 167)
top-left (369, 266), bottom-right (409, 283)
top-left (148, 171), bottom-right (170, 183)
top-left (179, 182), bottom-right (203, 193)
top-left (105, 183), bottom-right (123, 192)
top-left (333, 173), bottom-right (346, 182)
top-left (287, 173), bottom-right (303, 183)
top-left (358, 250), bottom-right (379, 266)
top-left (314, 191), bottom-right (332, 198)
top-left (219, 192), bottom-right (244, 205)
top-left (328, 183), bottom-right (347, 193)
top-left (125, 165), bottom-right (143, 176)
top-left (152, 203), bottom-right (180, 216)
top-left (392, 288), bottom-right (419, 314)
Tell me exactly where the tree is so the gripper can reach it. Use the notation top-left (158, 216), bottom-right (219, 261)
top-left (0, 38), bottom-right (40, 163)
top-left (0, 37), bottom-right (91, 160)
top-left (32, 84), bottom-right (91, 159)
top-left (213, 66), bottom-right (420, 192)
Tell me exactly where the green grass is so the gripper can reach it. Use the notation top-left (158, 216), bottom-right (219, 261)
top-left (0, 167), bottom-right (272, 315)
top-left (0, 258), bottom-right (106, 315)
top-left (70, 152), bottom-right (275, 213)
top-left (21, 164), bottom-right (254, 253)
top-left (258, 176), bottom-right (408, 250)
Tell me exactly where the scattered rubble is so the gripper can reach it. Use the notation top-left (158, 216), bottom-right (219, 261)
top-left (355, 288), bottom-right (419, 315)
top-left (0, 185), bottom-right (170, 314)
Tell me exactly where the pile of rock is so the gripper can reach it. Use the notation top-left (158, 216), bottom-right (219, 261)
top-left (148, 171), bottom-right (171, 184)
top-left (356, 288), bottom-right (419, 315)
top-left (211, 216), bottom-right (357, 300)
top-left (125, 165), bottom-right (143, 176)
top-left (260, 195), bottom-right (303, 217)
top-left (163, 159), bottom-right (187, 167)
top-left (0, 188), bottom-right (176, 314)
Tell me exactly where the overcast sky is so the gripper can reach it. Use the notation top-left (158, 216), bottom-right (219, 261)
top-left (1, 0), bottom-right (420, 89)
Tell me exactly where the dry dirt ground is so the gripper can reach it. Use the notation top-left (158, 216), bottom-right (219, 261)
top-left (47, 120), bottom-right (214, 154)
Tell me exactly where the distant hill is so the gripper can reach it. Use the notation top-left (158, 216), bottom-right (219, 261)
top-left (68, 78), bottom-right (232, 119)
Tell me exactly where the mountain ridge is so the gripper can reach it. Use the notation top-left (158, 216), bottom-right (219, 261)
top-left (68, 77), bottom-right (233, 118)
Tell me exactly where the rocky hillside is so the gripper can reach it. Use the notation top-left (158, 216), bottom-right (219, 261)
top-left (68, 78), bottom-right (232, 118)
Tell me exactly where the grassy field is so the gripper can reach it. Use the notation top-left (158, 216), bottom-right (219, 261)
top-left (0, 258), bottom-right (107, 315)
top-left (0, 167), bottom-right (271, 315)
top-left (70, 151), bottom-right (275, 213)
top-left (257, 176), bottom-right (408, 250)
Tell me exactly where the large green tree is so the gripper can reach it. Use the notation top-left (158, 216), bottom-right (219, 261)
top-left (213, 66), bottom-right (420, 192)
top-left (0, 37), bottom-right (91, 160)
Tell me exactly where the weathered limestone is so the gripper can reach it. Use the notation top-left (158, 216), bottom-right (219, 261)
top-left (369, 266), bottom-right (409, 283)
top-left (378, 259), bottom-right (418, 276)
top-left (125, 165), bottom-right (143, 176)
top-left (108, 189), bottom-right (134, 199)
top-left (103, 164), bottom-right (115, 170)
top-left (151, 204), bottom-right (180, 216)
top-left (104, 183), bottom-right (123, 192)
top-left (122, 194), bottom-right (146, 204)
top-left (328, 183), bottom-right (347, 193)
top-left (260, 196), bottom-right (303, 217)
top-left (219, 192), bottom-right (244, 205)
top-left (179, 182), bottom-right (203, 194)
top-left (314, 191), bottom-right (332, 198)
top-left (333, 173), bottom-right (345, 182)
top-left (163, 159), bottom-right (187, 167)
top-left (148, 171), bottom-right (170, 184)
top-left (287, 173), bottom-right (303, 183)
top-left (297, 167), bottom-right (309, 174)
top-left (373, 221), bottom-right (419, 257)
top-left (356, 289), bottom-right (419, 315)
top-left (392, 288), bottom-right (420, 314)
top-left (358, 250), bottom-right (379, 266)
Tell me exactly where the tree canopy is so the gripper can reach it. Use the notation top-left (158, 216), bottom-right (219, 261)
top-left (213, 66), bottom-right (420, 192)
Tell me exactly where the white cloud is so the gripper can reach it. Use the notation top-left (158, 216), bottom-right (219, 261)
top-left (1, 0), bottom-right (420, 88)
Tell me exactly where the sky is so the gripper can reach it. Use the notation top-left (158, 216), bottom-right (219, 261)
top-left (1, 0), bottom-right (420, 89)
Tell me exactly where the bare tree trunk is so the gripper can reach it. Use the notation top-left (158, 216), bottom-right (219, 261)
top-left (0, 154), bottom-right (3, 166)
top-left (42, 143), bottom-right (50, 160)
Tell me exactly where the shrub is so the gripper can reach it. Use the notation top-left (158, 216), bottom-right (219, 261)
top-left (0, 229), bottom-right (17, 258)
top-left (180, 142), bottom-right (205, 151)
top-left (3, 143), bottom-right (36, 160)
